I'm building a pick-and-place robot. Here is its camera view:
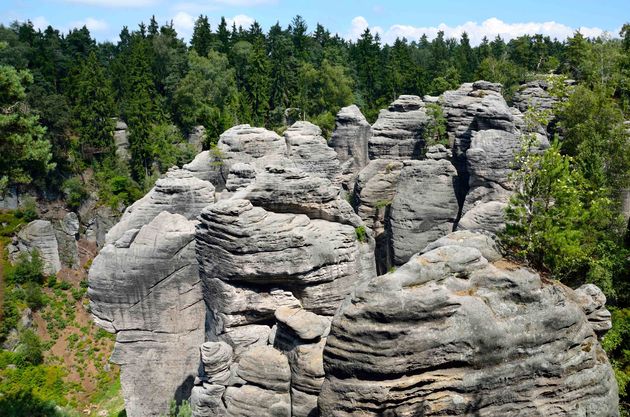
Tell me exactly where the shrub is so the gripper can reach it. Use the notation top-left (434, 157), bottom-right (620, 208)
top-left (15, 197), bottom-right (38, 222)
top-left (14, 330), bottom-right (43, 366)
top-left (355, 226), bottom-right (367, 243)
top-left (62, 177), bottom-right (88, 210)
top-left (8, 251), bottom-right (45, 285)
top-left (24, 282), bottom-right (46, 310)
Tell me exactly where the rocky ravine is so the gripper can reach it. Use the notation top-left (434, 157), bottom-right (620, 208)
top-left (88, 81), bottom-right (619, 417)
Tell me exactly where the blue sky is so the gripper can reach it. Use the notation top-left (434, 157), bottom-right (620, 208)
top-left (1, 0), bottom-right (629, 45)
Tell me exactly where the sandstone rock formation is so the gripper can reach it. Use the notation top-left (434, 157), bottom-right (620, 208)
top-left (114, 119), bottom-right (130, 162)
top-left (9, 219), bottom-right (61, 275)
top-left (285, 121), bottom-right (342, 184)
top-left (369, 95), bottom-right (429, 160)
top-left (388, 159), bottom-right (459, 265)
top-left (329, 105), bottom-right (372, 192)
top-left (105, 168), bottom-right (215, 244)
top-left (89, 212), bottom-right (205, 417)
top-left (319, 232), bottom-right (619, 416)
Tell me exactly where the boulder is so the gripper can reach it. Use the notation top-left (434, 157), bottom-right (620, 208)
top-left (369, 95), bottom-right (429, 160)
top-left (89, 212), bottom-right (205, 417)
top-left (188, 125), bottom-right (206, 153)
top-left (319, 233), bottom-right (619, 416)
top-left (53, 212), bottom-right (80, 269)
top-left (389, 159), bottom-right (460, 266)
top-left (11, 219), bottom-right (61, 275)
top-left (114, 119), bottom-right (130, 162)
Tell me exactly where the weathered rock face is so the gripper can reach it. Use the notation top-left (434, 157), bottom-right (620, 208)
top-left (191, 152), bottom-right (376, 416)
top-left (458, 129), bottom-right (549, 233)
top-left (188, 125), bottom-right (206, 153)
top-left (354, 159), bottom-right (404, 273)
top-left (388, 159), bottom-right (459, 266)
top-left (114, 119), bottom-right (130, 162)
top-left (105, 168), bottom-right (215, 244)
top-left (183, 124), bottom-right (286, 190)
top-left (329, 105), bottom-right (372, 192)
top-left (89, 212), bottom-right (205, 417)
top-left (441, 81), bottom-right (518, 174)
top-left (369, 95), bottom-right (429, 160)
top-left (9, 219), bottom-right (61, 275)
top-left (319, 232), bottom-right (619, 416)
top-left (53, 212), bottom-right (80, 269)
top-left (285, 121), bottom-right (343, 184)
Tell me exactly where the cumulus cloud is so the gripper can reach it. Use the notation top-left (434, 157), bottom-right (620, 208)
top-left (347, 16), bottom-right (607, 45)
top-left (347, 16), bottom-right (383, 41)
top-left (69, 17), bottom-right (109, 32)
top-left (226, 14), bottom-right (256, 29)
top-left (172, 11), bottom-right (196, 39)
top-left (62, 0), bottom-right (157, 7)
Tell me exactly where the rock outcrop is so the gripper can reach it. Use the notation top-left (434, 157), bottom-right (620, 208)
top-left (285, 121), bottom-right (342, 184)
top-left (114, 119), bottom-right (130, 162)
top-left (329, 105), bottom-right (372, 192)
top-left (369, 95), bottom-right (429, 160)
top-left (105, 168), bottom-right (215, 244)
top-left (89, 212), bottom-right (205, 417)
top-left (354, 159), bottom-right (404, 273)
top-left (9, 219), bottom-right (61, 275)
top-left (319, 232), bottom-right (619, 416)
top-left (388, 159), bottom-right (459, 265)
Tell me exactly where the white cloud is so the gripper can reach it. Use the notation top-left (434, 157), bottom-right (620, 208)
top-left (347, 16), bottom-right (607, 45)
top-left (69, 17), bottom-right (108, 32)
top-left (31, 16), bottom-right (50, 31)
top-left (172, 11), bottom-right (196, 39)
top-left (62, 0), bottom-right (157, 7)
top-left (226, 14), bottom-right (255, 29)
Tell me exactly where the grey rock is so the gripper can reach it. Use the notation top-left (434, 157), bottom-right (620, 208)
top-left (575, 284), bottom-right (612, 337)
top-left (369, 95), bottom-right (428, 160)
top-left (114, 118), bottom-right (130, 162)
top-left (236, 345), bottom-right (291, 391)
top-left (53, 212), bottom-right (80, 269)
top-left (223, 384), bottom-right (291, 417)
top-left (188, 125), bottom-right (206, 153)
top-left (319, 238), bottom-right (618, 416)
top-left (285, 121), bottom-right (343, 184)
top-left (106, 168), bottom-right (215, 244)
top-left (274, 306), bottom-right (330, 341)
top-left (354, 159), bottom-right (403, 234)
top-left (242, 164), bottom-right (361, 228)
top-left (12, 219), bottom-right (61, 275)
top-left (422, 230), bottom-right (502, 262)
top-left (389, 159), bottom-right (459, 266)
top-left (329, 105), bottom-right (372, 192)
top-left (89, 212), bottom-right (205, 417)
top-left (190, 385), bottom-right (227, 417)
top-left (512, 79), bottom-right (558, 114)
top-left (200, 342), bottom-right (233, 376)
top-left (224, 163), bottom-right (256, 192)
top-left (425, 144), bottom-right (451, 160)
top-left (220, 325), bottom-right (271, 358)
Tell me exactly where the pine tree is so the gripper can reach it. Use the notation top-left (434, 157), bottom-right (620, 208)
top-left (71, 51), bottom-right (116, 161)
top-left (0, 64), bottom-right (54, 193)
top-left (191, 15), bottom-right (212, 57)
top-left (216, 17), bottom-right (230, 54)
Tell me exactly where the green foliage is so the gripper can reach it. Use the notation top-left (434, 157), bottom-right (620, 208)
top-left (603, 308), bottom-right (630, 414)
top-left (14, 330), bottom-right (44, 366)
top-left (355, 226), bottom-right (367, 243)
top-left (7, 251), bottom-right (45, 285)
top-left (0, 64), bottom-right (54, 194)
top-left (15, 197), bottom-right (38, 222)
top-left (147, 123), bottom-right (195, 172)
top-left (172, 50), bottom-right (236, 139)
top-left (168, 400), bottom-right (192, 417)
top-left (425, 103), bottom-right (448, 146)
top-left (62, 177), bottom-right (89, 210)
top-left (94, 158), bottom-right (143, 209)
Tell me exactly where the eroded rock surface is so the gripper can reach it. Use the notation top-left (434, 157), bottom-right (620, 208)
top-left (369, 95), bottom-right (428, 160)
top-left (89, 212), bottom-right (205, 417)
top-left (329, 105), bottom-right (372, 192)
top-left (9, 219), bottom-right (61, 275)
top-left (389, 159), bottom-right (459, 265)
top-left (319, 232), bottom-right (619, 416)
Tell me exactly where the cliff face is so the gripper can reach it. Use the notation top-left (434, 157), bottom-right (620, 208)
top-left (88, 81), bottom-right (619, 417)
